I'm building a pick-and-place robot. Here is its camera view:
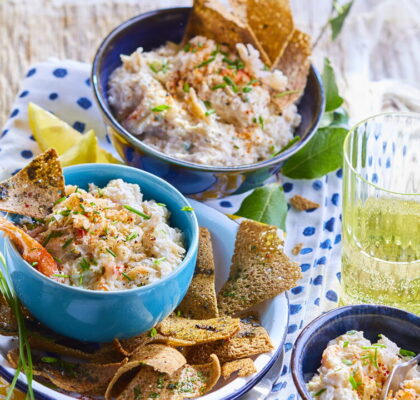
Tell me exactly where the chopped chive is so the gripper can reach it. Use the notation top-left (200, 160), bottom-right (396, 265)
top-left (97, 188), bottom-right (104, 197)
top-left (176, 310), bottom-right (182, 317)
top-left (161, 61), bottom-right (168, 74)
top-left (274, 90), bottom-right (300, 98)
top-left (79, 258), bottom-right (90, 271)
top-left (89, 202), bottom-right (95, 206)
top-left (125, 232), bottom-right (138, 242)
top-left (183, 43), bottom-right (191, 52)
top-left (343, 341), bottom-right (349, 348)
top-left (258, 115), bottom-right (264, 129)
top-left (156, 203), bottom-right (166, 207)
top-left (361, 344), bottom-right (386, 349)
top-left (400, 349), bottom-right (416, 357)
top-left (183, 82), bottom-right (190, 93)
top-left (203, 100), bottom-right (211, 108)
top-left (74, 186), bottom-right (80, 193)
top-left (106, 248), bottom-right (117, 258)
top-left (263, 64), bottom-right (270, 71)
top-left (59, 209), bottom-right (71, 217)
top-left (181, 206), bottom-right (194, 212)
top-left (242, 86), bottom-right (252, 93)
top-left (195, 56), bottom-right (216, 68)
top-left (346, 330), bottom-right (357, 335)
top-left (205, 109), bottom-right (216, 116)
top-left (314, 388), bottom-right (326, 397)
top-left (223, 76), bottom-right (238, 92)
top-left (348, 374), bottom-right (360, 390)
top-left (43, 231), bottom-right (63, 247)
top-left (31, 262), bottom-right (38, 267)
top-left (148, 62), bottom-right (160, 73)
top-left (52, 256), bottom-right (63, 264)
top-left (41, 356), bottom-right (58, 363)
top-left (123, 205), bottom-right (151, 219)
top-left (150, 105), bottom-right (171, 112)
top-left (79, 203), bottom-right (86, 212)
top-left (52, 274), bottom-right (70, 278)
top-left (79, 274), bottom-right (84, 286)
top-left (53, 196), bottom-right (66, 205)
top-left (211, 83), bottom-right (227, 90)
top-left (149, 327), bottom-right (158, 337)
top-left (122, 272), bottom-right (133, 281)
top-left (153, 257), bottom-right (166, 265)
top-left (248, 78), bottom-right (259, 85)
top-left (342, 359), bottom-right (353, 366)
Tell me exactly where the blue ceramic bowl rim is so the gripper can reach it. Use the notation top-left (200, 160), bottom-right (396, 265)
top-left (5, 163), bottom-right (199, 297)
top-left (91, 6), bottom-right (325, 173)
top-left (290, 304), bottom-right (420, 400)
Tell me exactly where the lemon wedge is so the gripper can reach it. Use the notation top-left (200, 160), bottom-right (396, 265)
top-left (28, 102), bottom-right (121, 166)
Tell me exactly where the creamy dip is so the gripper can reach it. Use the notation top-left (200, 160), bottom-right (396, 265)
top-left (108, 36), bottom-right (300, 167)
top-left (25, 179), bottom-right (185, 291)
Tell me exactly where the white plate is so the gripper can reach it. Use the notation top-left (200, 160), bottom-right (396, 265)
top-left (0, 200), bottom-right (288, 400)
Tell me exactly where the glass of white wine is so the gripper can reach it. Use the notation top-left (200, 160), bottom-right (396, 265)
top-left (341, 113), bottom-right (420, 314)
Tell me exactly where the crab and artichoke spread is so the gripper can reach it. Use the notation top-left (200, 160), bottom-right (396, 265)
top-left (108, 36), bottom-right (301, 167)
top-left (308, 331), bottom-right (420, 400)
top-left (24, 179), bottom-right (185, 291)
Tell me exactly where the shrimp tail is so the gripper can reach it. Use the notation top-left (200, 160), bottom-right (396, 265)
top-left (0, 217), bottom-right (58, 277)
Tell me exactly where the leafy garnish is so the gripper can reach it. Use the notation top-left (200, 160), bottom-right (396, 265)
top-left (322, 58), bottom-right (344, 112)
top-left (330, 1), bottom-right (354, 40)
top-left (150, 105), bottom-right (171, 113)
top-left (123, 205), bottom-right (151, 220)
top-left (0, 252), bottom-right (35, 400)
top-left (271, 136), bottom-right (300, 157)
top-left (234, 183), bottom-right (288, 230)
top-left (400, 349), bottom-right (416, 358)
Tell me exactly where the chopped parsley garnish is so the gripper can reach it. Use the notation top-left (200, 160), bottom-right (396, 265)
top-left (211, 83), bottom-right (227, 90)
top-left (195, 56), bottom-right (216, 68)
top-left (79, 258), bottom-right (90, 271)
top-left (123, 205), bottom-right (151, 219)
top-left (343, 341), bottom-right (349, 348)
top-left (205, 109), bottom-right (216, 116)
top-left (242, 86), bottom-right (252, 93)
top-left (342, 358), bottom-right (353, 366)
top-left (52, 274), bottom-right (70, 278)
top-left (151, 105), bottom-right (171, 112)
top-left (274, 90), bottom-right (300, 98)
top-left (181, 206), bottom-right (194, 212)
top-left (41, 356), bottom-right (58, 363)
top-left (223, 76), bottom-right (238, 92)
top-left (314, 388), bottom-right (326, 396)
top-left (149, 327), bottom-right (158, 337)
top-left (106, 248), bottom-right (117, 258)
top-left (400, 348), bottom-right (416, 357)
top-left (183, 82), bottom-right (190, 93)
top-left (125, 232), bottom-right (138, 241)
top-left (153, 257), bottom-right (166, 265)
top-left (43, 231), bottom-right (64, 246)
top-left (53, 196), bottom-right (66, 205)
top-left (348, 373), bottom-right (361, 390)
top-left (122, 272), bottom-right (133, 281)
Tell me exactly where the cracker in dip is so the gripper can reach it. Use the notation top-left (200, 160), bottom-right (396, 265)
top-left (24, 179), bottom-right (185, 291)
top-left (307, 331), bottom-right (420, 400)
top-left (108, 36), bottom-right (301, 167)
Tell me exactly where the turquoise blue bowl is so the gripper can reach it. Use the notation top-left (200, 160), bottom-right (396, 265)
top-left (3, 164), bottom-right (199, 342)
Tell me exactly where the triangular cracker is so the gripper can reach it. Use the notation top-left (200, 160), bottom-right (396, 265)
top-left (246, 0), bottom-right (295, 66)
top-left (0, 148), bottom-right (64, 218)
top-left (184, 0), bottom-right (270, 66)
top-left (177, 227), bottom-right (219, 319)
top-left (221, 357), bottom-right (256, 378)
top-left (217, 220), bottom-right (302, 316)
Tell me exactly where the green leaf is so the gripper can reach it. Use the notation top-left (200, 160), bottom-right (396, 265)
top-left (234, 183), bottom-right (288, 230)
top-left (322, 58), bottom-right (344, 112)
top-left (330, 1), bottom-right (354, 40)
top-left (281, 127), bottom-right (348, 179)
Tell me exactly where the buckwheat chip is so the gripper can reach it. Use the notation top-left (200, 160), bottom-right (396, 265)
top-left (221, 358), bottom-right (256, 378)
top-left (289, 194), bottom-right (320, 211)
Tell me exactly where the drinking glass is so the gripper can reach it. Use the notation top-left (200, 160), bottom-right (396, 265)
top-left (341, 113), bottom-right (420, 314)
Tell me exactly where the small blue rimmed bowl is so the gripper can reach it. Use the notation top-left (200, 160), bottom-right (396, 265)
top-left (3, 164), bottom-right (199, 342)
top-left (291, 305), bottom-right (420, 399)
top-left (91, 7), bottom-right (324, 200)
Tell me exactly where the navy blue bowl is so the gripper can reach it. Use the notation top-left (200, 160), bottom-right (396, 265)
top-left (291, 305), bottom-right (420, 399)
top-left (92, 7), bottom-right (324, 199)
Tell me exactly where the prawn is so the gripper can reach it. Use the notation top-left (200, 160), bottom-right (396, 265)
top-left (0, 217), bottom-right (58, 277)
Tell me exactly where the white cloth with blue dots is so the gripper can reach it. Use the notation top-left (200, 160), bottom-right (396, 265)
top-left (0, 60), bottom-right (343, 400)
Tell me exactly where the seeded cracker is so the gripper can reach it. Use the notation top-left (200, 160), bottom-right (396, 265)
top-left (185, 0), bottom-right (270, 66)
top-left (217, 219), bottom-right (302, 316)
top-left (157, 315), bottom-right (240, 345)
top-left (290, 194), bottom-right (320, 211)
top-left (0, 148), bottom-right (64, 218)
top-left (184, 315), bottom-right (273, 364)
top-left (7, 348), bottom-right (126, 396)
top-left (177, 227), bottom-right (219, 319)
top-left (274, 29), bottom-right (312, 110)
top-left (221, 358), bottom-right (256, 378)
top-left (246, 0), bottom-right (294, 66)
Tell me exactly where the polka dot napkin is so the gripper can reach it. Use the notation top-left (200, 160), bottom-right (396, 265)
top-left (0, 60), bottom-right (343, 399)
